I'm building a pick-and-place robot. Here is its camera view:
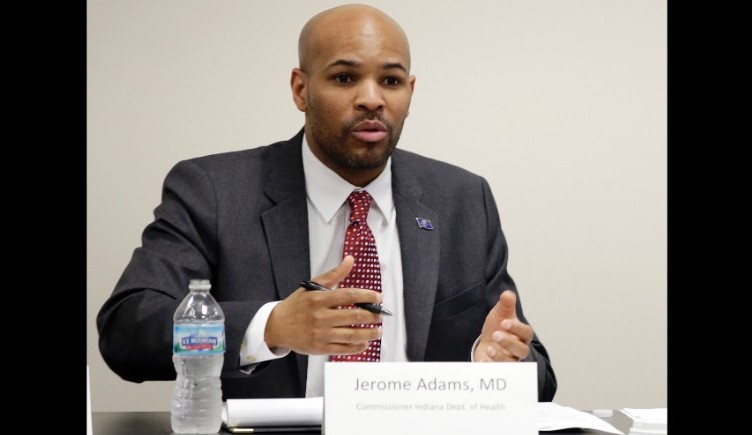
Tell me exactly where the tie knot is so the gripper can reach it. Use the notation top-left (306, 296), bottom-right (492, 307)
top-left (347, 190), bottom-right (372, 223)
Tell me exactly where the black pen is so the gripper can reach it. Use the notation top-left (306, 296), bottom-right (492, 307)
top-left (299, 280), bottom-right (394, 316)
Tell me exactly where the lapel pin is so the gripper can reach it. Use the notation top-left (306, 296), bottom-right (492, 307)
top-left (415, 217), bottom-right (434, 230)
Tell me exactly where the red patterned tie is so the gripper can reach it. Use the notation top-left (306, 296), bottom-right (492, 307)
top-left (330, 190), bottom-right (382, 362)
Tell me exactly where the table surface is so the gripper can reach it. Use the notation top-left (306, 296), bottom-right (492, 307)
top-left (92, 409), bottom-right (635, 434)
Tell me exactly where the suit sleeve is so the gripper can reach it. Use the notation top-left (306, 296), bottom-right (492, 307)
top-left (481, 178), bottom-right (558, 402)
top-left (96, 160), bottom-right (263, 383)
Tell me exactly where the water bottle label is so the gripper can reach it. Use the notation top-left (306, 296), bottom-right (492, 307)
top-left (173, 324), bottom-right (226, 355)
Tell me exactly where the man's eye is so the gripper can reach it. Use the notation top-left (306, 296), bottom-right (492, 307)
top-left (384, 77), bottom-right (401, 87)
top-left (334, 73), bottom-right (352, 84)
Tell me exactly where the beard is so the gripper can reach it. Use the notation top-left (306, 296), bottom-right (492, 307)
top-left (307, 112), bottom-right (406, 171)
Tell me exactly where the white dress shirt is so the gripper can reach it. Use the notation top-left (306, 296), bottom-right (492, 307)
top-left (239, 136), bottom-right (408, 397)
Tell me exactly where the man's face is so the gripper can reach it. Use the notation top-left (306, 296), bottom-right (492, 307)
top-left (292, 14), bottom-right (415, 185)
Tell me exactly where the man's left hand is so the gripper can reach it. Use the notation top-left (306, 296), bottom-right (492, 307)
top-left (474, 290), bottom-right (534, 362)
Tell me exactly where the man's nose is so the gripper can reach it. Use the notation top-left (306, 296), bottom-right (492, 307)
top-left (355, 80), bottom-right (385, 112)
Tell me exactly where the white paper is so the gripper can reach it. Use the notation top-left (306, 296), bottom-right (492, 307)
top-left (621, 408), bottom-right (667, 434)
top-left (621, 408), bottom-right (667, 423)
top-left (223, 398), bottom-right (624, 433)
top-left (537, 402), bottom-right (624, 434)
top-left (222, 397), bottom-right (323, 428)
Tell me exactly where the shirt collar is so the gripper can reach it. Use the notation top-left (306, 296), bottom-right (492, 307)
top-left (302, 134), bottom-right (394, 224)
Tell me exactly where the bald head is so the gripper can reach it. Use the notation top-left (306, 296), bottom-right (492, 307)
top-left (298, 4), bottom-right (411, 72)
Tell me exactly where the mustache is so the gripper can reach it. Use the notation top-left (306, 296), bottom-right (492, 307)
top-left (346, 113), bottom-right (392, 131)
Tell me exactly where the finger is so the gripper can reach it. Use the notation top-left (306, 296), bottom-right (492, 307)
top-left (320, 287), bottom-right (382, 308)
top-left (478, 340), bottom-right (517, 362)
top-left (485, 289), bottom-right (518, 326)
top-left (500, 319), bottom-right (534, 345)
top-left (296, 321), bottom-right (380, 354)
top-left (325, 342), bottom-right (371, 355)
top-left (316, 325), bottom-right (382, 356)
top-left (314, 256), bottom-right (355, 289)
top-left (341, 287), bottom-right (383, 305)
top-left (329, 325), bottom-right (383, 345)
top-left (487, 345), bottom-right (521, 362)
top-left (337, 307), bottom-right (382, 328)
top-left (491, 330), bottom-right (529, 360)
top-left (497, 290), bottom-right (519, 320)
top-left (302, 301), bottom-right (383, 329)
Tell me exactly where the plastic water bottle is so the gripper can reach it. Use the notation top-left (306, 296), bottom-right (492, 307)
top-left (171, 279), bottom-right (225, 434)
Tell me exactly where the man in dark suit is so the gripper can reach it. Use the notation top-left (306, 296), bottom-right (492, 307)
top-left (97, 3), bottom-right (557, 402)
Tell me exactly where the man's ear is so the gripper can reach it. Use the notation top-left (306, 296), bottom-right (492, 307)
top-left (291, 68), bottom-right (308, 112)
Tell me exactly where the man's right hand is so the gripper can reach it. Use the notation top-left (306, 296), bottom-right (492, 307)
top-left (264, 255), bottom-right (383, 355)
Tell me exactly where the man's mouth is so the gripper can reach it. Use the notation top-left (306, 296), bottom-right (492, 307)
top-left (351, 121), bottom-right (388, 143)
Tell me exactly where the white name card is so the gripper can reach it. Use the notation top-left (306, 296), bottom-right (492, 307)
top-left (324, 362), bottom-right (537, 435)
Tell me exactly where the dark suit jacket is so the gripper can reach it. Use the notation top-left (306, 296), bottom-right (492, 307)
top-left (97, 129), bottom-right (557, 401)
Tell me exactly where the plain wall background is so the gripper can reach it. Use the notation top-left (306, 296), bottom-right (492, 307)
top-left (87, 0), bottom-right (666, 411)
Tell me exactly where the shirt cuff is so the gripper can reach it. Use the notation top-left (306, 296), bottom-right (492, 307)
top-left (470, 336), bottom-right (481, 361)
top-left (239, 301), bottom-right (291, 368)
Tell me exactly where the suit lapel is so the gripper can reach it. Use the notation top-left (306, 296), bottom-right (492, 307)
top-left (260, 130), bottom-right (311, 390)
top-left (392, 153), bottom-right (440, 361)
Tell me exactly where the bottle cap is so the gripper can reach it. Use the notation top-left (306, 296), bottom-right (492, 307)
top-left (189, 279), bottom-right (211, 291)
